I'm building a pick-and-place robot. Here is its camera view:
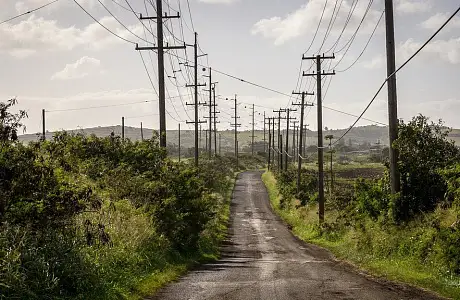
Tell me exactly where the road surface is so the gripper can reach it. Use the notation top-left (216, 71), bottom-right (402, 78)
top-left (148, 171), bottom-right (442, 300)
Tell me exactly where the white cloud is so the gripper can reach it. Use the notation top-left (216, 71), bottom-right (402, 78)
top-left (395, 0), bottom-right (431, 15)
top-left (363, 37), bottom-right (460, 68)
top-left (51, 56), bottom-right (102, 80)
top-left (198, 0), bottom-right (238, 3)
top-left (401, 98), bottom-right (460, 128)
top-left (420, 13), bottom-right (460, 31)
top-left (0, 14), bottom-right (142, 57)
top-left (398, 38), bottom-right (460, 65)
top-left (251, 0), bottom-right (382, 45)
top-left (363, 55), bottom-right (385, 69)
top-left (15, 0), bottom-right (105, 12)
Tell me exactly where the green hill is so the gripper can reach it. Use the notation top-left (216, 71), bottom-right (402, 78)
top-left (19, 125), bottom-right (459, 150)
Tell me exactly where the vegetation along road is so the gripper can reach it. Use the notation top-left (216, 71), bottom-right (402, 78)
top-left (149, 171), bottom-right (441, 300)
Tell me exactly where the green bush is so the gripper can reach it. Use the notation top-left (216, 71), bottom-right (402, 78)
top-left (0, 99), bottom-right (252, 299)
top-left (393, 115), bottom-right (460, 221)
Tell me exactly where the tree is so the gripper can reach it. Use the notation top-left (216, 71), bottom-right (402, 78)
top-left (0, 98), bottom-right (27, 146)
top-left (392, 115), bottom-right (460, 221)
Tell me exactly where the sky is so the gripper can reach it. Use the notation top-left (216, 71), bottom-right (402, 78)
top-left (0, 0), bottom-right (459, 135)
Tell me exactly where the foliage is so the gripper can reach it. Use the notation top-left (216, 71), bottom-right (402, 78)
top-left (0, 99), bottom-right (252, 299)
top-left (393, 115), bottom-right (460, 221)
top-left (0, 98), bottom-right (27, 145)
top-left (262, 171), bottom-right (460, 299)
top-left (354, 178), bottom-right (389, 220)
top-left (274, 168), bottom-right (317, 207)
top-left (440, 163), bottom-right (460, 208)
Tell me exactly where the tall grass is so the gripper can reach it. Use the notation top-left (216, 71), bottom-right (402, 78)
top-left (262, 171), bottom-right (460, 299)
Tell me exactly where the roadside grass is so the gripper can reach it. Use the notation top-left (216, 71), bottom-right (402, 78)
top-left (301, 162), bottom-right (385, 171)
top-left (261, 171), bottom-right (460, 300)
top-left (124, 177), bottom-right (235, 300)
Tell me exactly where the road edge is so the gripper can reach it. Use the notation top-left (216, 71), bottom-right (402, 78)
top-left (260, 170), bottom-right (448, 300)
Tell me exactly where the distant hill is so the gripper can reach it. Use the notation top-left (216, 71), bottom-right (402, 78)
top-left (19, 125), bottom-right (459, 149)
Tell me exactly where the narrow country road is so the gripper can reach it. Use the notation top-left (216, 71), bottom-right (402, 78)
top-left (148, 171), bottom-right (442, 300)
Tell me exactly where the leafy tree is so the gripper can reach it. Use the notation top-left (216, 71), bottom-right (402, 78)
top-left (392, 115), bottom-right (460, 221)
top-left (0, 98), bottom-right (27, 146)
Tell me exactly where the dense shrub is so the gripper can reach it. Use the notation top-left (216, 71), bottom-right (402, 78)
top-left (393, 115), bottom-right (460, 221)
top-left (0, 100), bottom-right (251, 299)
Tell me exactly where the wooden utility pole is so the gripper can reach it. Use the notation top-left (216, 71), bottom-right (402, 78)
top-left (303, 54), bottom-right (335, 223)
top-left (122, 116), bottom-right (125, 141)
top-left (273, 109), bottom-right (287, 171)
top-left (178, 123), bottom-right (181, 162)
top-left (213, 85), bottom-right (219, 156)
top-left (137, 7), bottom-right (185, 148)
top-left (385, 0), bottom-right (400, 194)
top-left (291, 120), bottom-right (299, 163)
top-left (280, 135), bottom-right (283, 171)
top-left (271, 117), bottom-right (276, 167)
top-left (251, 104), bottom-right (255, 156)
top-left (204, 68), bottom-right (213, 158)
top-left (204, 81), bottom-right (219, 158)
top-left (199, 124), bottom-right (202, 152)
top-left (293, 91), bottom-right (314, 192)
top-left (185, 32), bottom-right (206, 166)
top-left (219, 133), bottom-right (222, 156)
top-left (229, 95), bottom-right (241, 166)
top-left (285, 109), bottom-right (297, 171)
top-left (140, 122), bottom-right (144, 141)
top-left (41, 109), bottom-right (46, 141)
top-left (325, 135), bottom-right (334, 196)
top-left (267, 117), bottom-right (272, 169)
top-left (303, 124), bottom-right (309, 156)
top-left (263, 112), bottom-right (267, 153)
top-left (205, 129), bottom-right (208, 154)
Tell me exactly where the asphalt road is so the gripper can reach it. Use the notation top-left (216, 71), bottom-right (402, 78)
top-left (148, 171), bottom-right (442, 300)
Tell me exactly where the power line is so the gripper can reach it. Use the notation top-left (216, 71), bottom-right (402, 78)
top-left (185, 0), bottom-right (195, 32)
top-left (46, 100), bottom-right (152, 112)
top-left (333, 4), bottom-right (460, 145)
top-left (72, 0), bottom-right (136, 44)
top-left (139, 51), bottom-right (182, 122)
top-left (303, 0), bottom-right (329, 55)
top-left (109, 0), bottom-right (140, 14)
top-left (0, 0), bottom-right (59, 25)
top-left (324, 0), bottom-right (358, 53)
top-left (96, 0), bottom-right (154, 45)
top-left (337, 9), bottom-right (384, 72)
top-left (331, 0), bottom-right (375, 69)
top-left (315, 0), bottom-right (342, 53)
top-left (124, 0), bottom-right (157, 38)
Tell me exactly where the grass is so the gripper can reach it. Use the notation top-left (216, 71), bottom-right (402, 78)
top-left (262, 171), bottom-right (460, 300)
top-left (123, 175), bottom-right (236, 300)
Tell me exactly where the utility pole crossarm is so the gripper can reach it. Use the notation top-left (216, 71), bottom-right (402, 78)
top-left (185, 83), bottom-right (206, 87)
top-left (136, 44), bottom-right (186, 51)
top-left (139, 12), bottom-right (180, 19)
top-left (186, 120), bottom-right (207, 124)
top-left (303, 70), bottom-right (336, 77)
top-left (302, 53), bottom-right (336, 60)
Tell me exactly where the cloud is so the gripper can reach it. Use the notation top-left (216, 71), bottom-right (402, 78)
top-left (0, 14), bottom-right (142, 57)
top-left (51, 56), bottom-right (102, 80)
top-left (363, 37), bottom-right (460, 68)
top-left (395, 0), bottom-right (431, 15)
top-left (420, 13), bottom-right (460, 31)
top-left (401, 98), bottom-right (460, 128)
top-left (398, 38), bottom-right (460, 64)
top-left (251, 0), bottom-right (382, 45)
top-left (198, 0), bottom-right (238, 3)
top-left (15, 0), bottom-right (105, 12)
top-left (363, 55), bottom-right (385, 69)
